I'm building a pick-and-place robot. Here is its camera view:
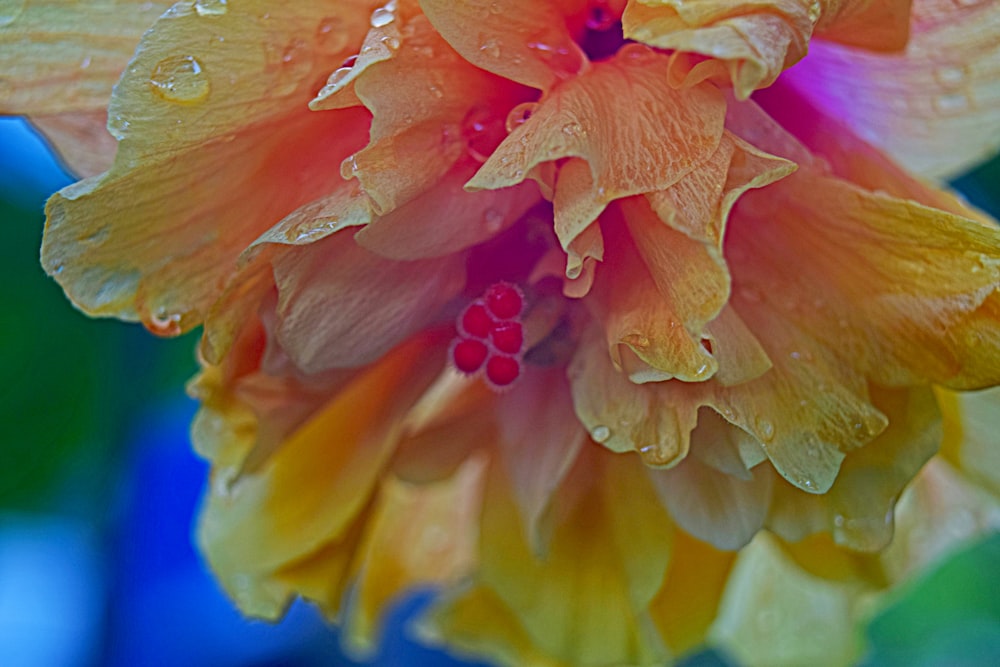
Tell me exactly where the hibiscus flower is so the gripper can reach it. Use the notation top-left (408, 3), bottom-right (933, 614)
top-left (3, 0), bottom-right (1000, 665)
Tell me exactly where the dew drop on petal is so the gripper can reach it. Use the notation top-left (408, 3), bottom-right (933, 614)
top-left (148, 309), bottom-right (183, 337)
top-left (316, 16), bottom-right (349, 52)
top-left (935, 65), bottom-right (966, 86)
top-left (149, 55), bottom-right (210, 104)
top-left (505, 102), bottom-right (538, 133)
top-left (934, 92), bottom-right (970, 114)
top-left (340, 153), bottom-right (359, 179)
top-left (194, 0), bottom-right (227, 16)
top-left (591, 425), bottom-right (611, 443)
top-left (479, 38), bottom-right (502, 59)
top-left (756, 419), bottom-right (775, 442)
top-left (370, 6), bottom-right (395, 27)
top-left (483, 208), bottom-right (504, 233)
top-left (526, 39), bottom-right (584, 78)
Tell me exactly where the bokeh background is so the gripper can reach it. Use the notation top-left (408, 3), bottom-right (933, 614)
top-left (1, 115), bottom-right (999, 667)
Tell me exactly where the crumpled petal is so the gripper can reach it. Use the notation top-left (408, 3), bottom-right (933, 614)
top-left (467, 46), bottom-right (726, 269)
top-left (313, 2), bottom-right (532, 214)
top-left (780, 0), bottom-right (1000, 179)
top-left (41, 2), bottom-right (379, 332)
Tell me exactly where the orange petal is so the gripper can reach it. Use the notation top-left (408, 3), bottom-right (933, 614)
top-left (419, 0), bottom-right (589, 91)
top-left (494, 367), bottom-right (587, 552)
top-left (649, 449), bottom-right (774, 551)
top-left (0, 1), bottom-right (170, 114)
top-left (468, 46), bottom-right (726, 259)
top-left (197, 332), bottom-right (444, 614)
top-left (314, 4), bottom-right (531, 215)
top-left (270, 232), bottom-right (466, 373)
top-left (569, 327), bottom-right (701, 468)
top-left (41, 2), bottom-right (377, 332)
top-left (779, 0), bottom-right (1000, 179)
top-left (30, 111), bottom-right (118, 177)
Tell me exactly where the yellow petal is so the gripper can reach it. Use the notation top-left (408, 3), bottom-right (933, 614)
top-left (779, 0), bottom-right (1000, 179)
top-left (41, 1), bottom-right (378, 332)
top-left (0, 1), bottom-right (170, 114)
top-left (419, 0), bottom-right (589, 92)
top-left (709, 533), bottom-right (869, 667)
top-left (197, 332), bottom-right (444, 614)
top-left (767, 385), bottom-right (941, 551)
top-left (650, 529), bottom-right (737, 655)
top-left (345, 457), bottom-right (486, 654)
top-left (472, 446), bottom-right (673, 665)
top-left (468, 47), bottom-right (726, 259)
top-left (937, 385), bottom-right (1000, 497)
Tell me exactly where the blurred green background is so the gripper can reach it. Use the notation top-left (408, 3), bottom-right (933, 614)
top-left (1, 117), bottom-right (999, 666)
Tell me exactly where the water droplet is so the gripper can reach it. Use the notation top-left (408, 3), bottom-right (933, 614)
top-left (79, 56), bottom-right (92, 70)
top-left (756, 419), bottom-right (775, 442)
top-left (619, 43), bottom-right (654, 61)
top-left (0, 0), bottom-right (25, 27)
top-left (194, 0), bottom-right (227, 16)
top-left (370, 6), bottom-right (395, 28)
top-left (340, 154), bottom-right (359, 179)
top-left (149, 309), bottom-right (183, 336)
top-left (526, 39), bottom-right (584, 78)
top-left (428, 84), bottom-right (444, 99)
top-left (483, 208), bottom-right (504, 233)
top-left (561, 121), bottom-right (583, 136)
top-left (807, 0), bottom-right (822, 22)
top-left (382, 35), bottom-right (400, 50)
top-left (488, 2), bottom-right (502, 14)
top-left (934, 92), bottom-right (970, 114)
top-left (505, 101), bottom-right (538, 133)
top-left (148, 55), bottom-right (210, 104)
top-left (935, 65), bottom-right (966, 86)
top-left (480, 38), bottom-right (501, 59)
top-left (591, 425), bottom-right (611, 442)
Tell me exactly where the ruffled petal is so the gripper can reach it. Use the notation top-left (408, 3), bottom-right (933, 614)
top-left (468, 46), bottom-right (726, 263)
top-left (419, 0), bottom-right (589, 91)
top-left (767, 385), bottom-right (941, 551)
top-left (0, 1), bottom-right (170, 114)
top-left (196, 333), bottom-right (445, 615)
top-left (41, 2), bottom-right (379, 332)
top-left (622, 0), bottom-right (910, 99)
top-left (313, 2), bottom-right (532, 214)
top-left (780, 0), bottom-right (1000, 179)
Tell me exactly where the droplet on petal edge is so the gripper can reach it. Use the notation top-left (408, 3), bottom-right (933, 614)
top-left (194, 0), bottom-right (227, 16)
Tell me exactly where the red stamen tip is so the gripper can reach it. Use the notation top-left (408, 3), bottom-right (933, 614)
top-left (485, 282), bottom-right (524, 320)
top-left (486, 354), bottom-right (521, 387)
top-left (451, 338), bottom-right (488, 374)
top-left (490, 320), bottom-right (524, 354)
top-left (459, 301), bottom-right (493, 338)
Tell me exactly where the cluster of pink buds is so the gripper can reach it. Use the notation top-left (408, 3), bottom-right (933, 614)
top-left (450, 282), bottom-right (526, 390)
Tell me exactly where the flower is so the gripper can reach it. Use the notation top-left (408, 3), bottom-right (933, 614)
top-left (4, 0), bottom-right (1000, 665)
